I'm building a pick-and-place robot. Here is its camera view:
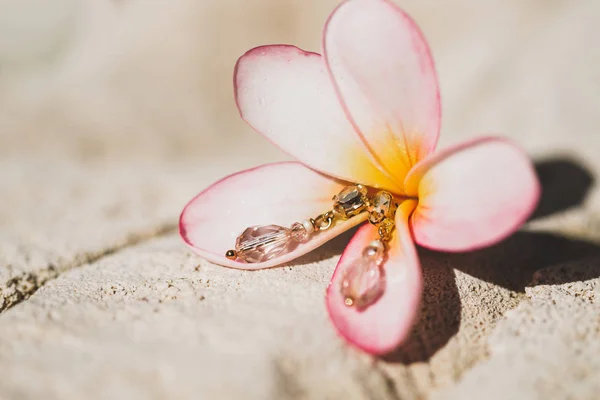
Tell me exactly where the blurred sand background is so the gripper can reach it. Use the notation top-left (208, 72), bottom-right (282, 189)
top-left (2, 0), bottom-right (598, 163)
top-left (0, 0), bottom-right (599, 399)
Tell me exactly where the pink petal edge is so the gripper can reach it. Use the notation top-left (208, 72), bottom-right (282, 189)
top-left (323, 0), bottom-right (441, 183)
top-left (234, 44), bottom-right (402, 193)
top-left (326, 200), bottom-right (422, 355)
top-left (405, 136), bottom-right (541, 252)
top-left (180, 162), bottom-right (368, 270)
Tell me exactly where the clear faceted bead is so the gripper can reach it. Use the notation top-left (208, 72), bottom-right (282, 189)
top-left (340, 253), bottom-right (385, 309)
top-left (333, 185), bottom-right (368, 218)
top-left (290, 222), bottom-right (309, 242)
top-left (368, 191), bottom-right (395, 224)
top-left (235, 225), bottom-right (292, 263)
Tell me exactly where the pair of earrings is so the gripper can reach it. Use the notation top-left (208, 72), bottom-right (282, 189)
top-left (226, 184), bottom-right (398, 309)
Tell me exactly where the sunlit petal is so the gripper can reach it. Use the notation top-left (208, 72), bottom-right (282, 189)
top-left (324, 0), bottom-right (440, 184)
top-left (180, 162), bottom-right (369, 269)
top-left (406, 137), bottom-right (540, 251)
top-left (235, 45), bottom-right (402, 192)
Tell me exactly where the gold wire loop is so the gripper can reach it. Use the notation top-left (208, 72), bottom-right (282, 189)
top-left (377, 218), bottom-right (395, 242)
top-left (314, 211), bottom-right (334, 231)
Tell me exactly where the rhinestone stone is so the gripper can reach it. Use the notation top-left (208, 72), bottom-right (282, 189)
top-left (235, 225), bottom-right (292, 263)
top-left (368, 191), bottom-right (395, 224)
top-left (333, 185), bottom-right (369, 218)
top-left (341, 251), bottom-right (385, 309)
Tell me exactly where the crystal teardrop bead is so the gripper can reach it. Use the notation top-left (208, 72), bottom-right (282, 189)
top-left (340, 254), bottom-right (385, 309)
top-left (235, 225), bottom-right (292, 263)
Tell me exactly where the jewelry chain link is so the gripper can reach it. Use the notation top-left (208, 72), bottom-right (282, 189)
top-left (310, 189), bottom-right (397, 241)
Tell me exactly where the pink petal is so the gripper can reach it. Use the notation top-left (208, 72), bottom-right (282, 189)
top-left (179, 162), bottom-right (368, 270)
top-left (405, 137), bottom-right (541, 252)
top-left (326, 201), bottom-right (422, 355)
top-left (323, 0), bottom-right (440, 182)
top-left (235, 45), bottom-right (402, 193)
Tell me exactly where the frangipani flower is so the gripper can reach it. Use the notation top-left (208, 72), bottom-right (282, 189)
top-left (180, 0), bottom-right (539, 355)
